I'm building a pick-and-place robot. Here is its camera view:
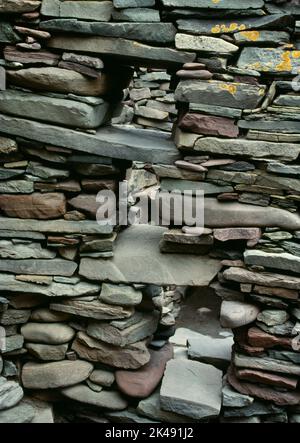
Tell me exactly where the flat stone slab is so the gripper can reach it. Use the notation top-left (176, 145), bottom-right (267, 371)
top-left (0, 90), bottom-right (110, 130)
top-left (41, 0), bottom-right (113, 22)
top-left (244, 250), bottom-right (300, 274)
top-left (161, 0), bottom-right (264, 9)
top-left (238, 47), bottom-right (300, 74)
top-left (160, 360), bottom-right (222, 420)
top-left (41, 19), bottom-right (176, 44)
top-left (188, 334), bottom-right (233, 369)
top-left (48, 35), bottom-right (196, 68)
top-left (79, 226), bottom-right (221, 286)
top-left (0, 259), bottom-right (77, 276)
top-left (0, 114), bottom-right (179, 164)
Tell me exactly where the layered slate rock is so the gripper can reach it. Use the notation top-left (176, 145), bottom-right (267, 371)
top-left (0, 91), bottom-right (110, 129)
top-left (161, 0), bottom-right (264, 9)
top-left (48, 35), bottom-right (196, 68)
top-left (160, 360), bottom-right (222, 420)
top-left (72, 332), bottom-right (151, 369)
top-left (0, 377), bottom-right (23, 411)
top-left (0, 115), bottom-right (179, 164)
top-left (41, 20), bottom-right (176, 44)
top-left (0, 0), bottom-right (41, 13)
top-left (0, 259), bottom-right (77, 276)
top-left (244, 250), bottom-right (300, 274)
top-left (175, 80), bottom-right (266, 110)
top-left (79, 225), bottom-right (221, 286)
top-left (22, 360), bottom-right (93, 389)
top-left (238, 48), bottom-right (300, 74)
top-left (41, 0), bottom-right (113, 22)
top-left (0, 193), bottom-right (66, 220)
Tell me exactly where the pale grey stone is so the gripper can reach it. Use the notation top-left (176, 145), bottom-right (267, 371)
top-left (234, 354), bottom-right (300, 376)
top-left (220, 301), bottom-right (260, 329)
top-left (176, 34), bottom-right (238, 54)
top-left (257, 310), bottom-right (289, 327)
top-left (112, 8), bottom-right (160, 22)
top-left (238, 47), bottom-right (300, 74)
top-left (0, 377), bottom-right (23, 411)
top-left (222, 378), bottom-right (254, 408)
top-left (188, 334), bottom-right (233, 369)
top-left (89, 369), bottom-right (115, 388)
top-left (160, 360), bottom-right (222, 420)
top-left (0, 115), bottom-right (179, 164)
top-left (0, 402), bottom-right (34, 424)
top-left (244, 250), bottom-right (300, 274)
top-left (0, 259), bottom-right (77, 276)
top-left (0, 240), bottom-right (55, 260)
top-left (61, 384), bottom-right (128, 410)
top-left (100, 283), bottom-right (142, 307)
top-left (41, 0), bottom-right (113, 22)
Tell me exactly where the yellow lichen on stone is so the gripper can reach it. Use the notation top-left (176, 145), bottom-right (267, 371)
top-left (276, 51), bottom-right (292, 72)
top-left (239, 31), bottom-right (260, 41)
top-left (211, 23), bottom-right (247, 34)
top-left (219, 83), bottom-right (238, 95)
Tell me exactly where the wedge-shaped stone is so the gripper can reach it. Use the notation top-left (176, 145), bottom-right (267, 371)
top-left (99, 283), bottom-right (143, 307)
top-left (0, 259), bottom-right (77, 276)
top-left (48, 35), bottom-right (196, 68)
top-left (41, 0), bottom-right (113, 21)
top-left (160, 360), bottom-right (222, 420)
top-left (175, 80), bottom-right (266, 110)
top-left (244, 250), bottom-right (300, 274)
top-left (191, 138), bottom-right (300, 162)
top-left (41, 20), bottom-right (176, 44)
top-left (0, 114), bottom-right (179, 164)
top-left (87, 311), bottom-right (159, 347)
top-left (176, 34), bottom-right (239, 54)
top-left (72, 331), bottom-right (151, 369)
top-left (0, 0), bottom-right (41, 13)
top-left (238, 48), bottom-right (300, 74)
top-left (0, 90), bottom-right (110, 130)
top-left (50, 299), bottom-right (133, 320)
top-left (22, 360), bottom-right (93, 389)
top-left (61, 384), bottom-right (127, 410)
top-left (224, 267), bottom-right (300, 290)
top-left (7, 68), bottom-right (116, 98)
top-left (79, 225), bottom-right (221, 286)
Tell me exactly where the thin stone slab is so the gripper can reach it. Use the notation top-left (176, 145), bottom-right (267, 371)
top-left (238, 47), bottom-right (300, 74)
top-left (234, 354), bottom-right (300, 377)
top-left (41, 0), bottom-right (113, 22)
top-left (48, 35), bottom-right (196, 68)
top-left (0, 115), bottom-right (179, 164)
top-left (0, 217), bottom-right (112, 234)
top-left (61, 384), bottom-right (127, 410)
top-left (41, 20), bottom-right (176, 44)
top-left (188, 335), bottom-right (233, 369)
top-left (161, 0), bottom-right (264, 9)
top-left (50, 299), bottom-right (133, 320)
top-left (0, 274), bottom-right (100, 297)
top-left (160, 360), bottom-right (222, 420)
top-left (244, 250), bottom-right (300, 274)
top-left (79, 226), bottom-right (221, 286)
top-left (0, 0), bottom-right (41, 13)
top-left (0, 259), bottom-right (77, 276)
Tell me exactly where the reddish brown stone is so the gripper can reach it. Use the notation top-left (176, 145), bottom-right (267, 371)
top-left (253, 285), bottom-right (298, 300)
top-left (179, 113), bottom-right (239, 138)
top-left (217, 193), bottom-right (239, 201)
top-left (176, 69), bottom-right (213, 80)
top-left (201, 159), bottom-right (235, 168)
top-left (248, 327), bottom-right (293, 350)
top-left (58, 61), bottom-right (101, 80)
top-left (48, 237), bottom-right (80, 246)
top-left (115, 344), bottom-right (173, 399)
top-left (236, 368), bottom-right (298, 390)
top-left (234, 327), bottom-right (265, 356)
top-left (0, 193), bottom-right (66, 219)
top-left (68, 194), bottom-right (115, 219)
top-left (227, 365), bottom-right (300, 406)
top-left (213, 228), bottom-right (261, 242)
top-left (4, 46), bottom-right (59, 66)
top-left (35, 180), bottom-right (81, 193)
top-left (183, 63), bottom-right (206, 70)
top-left (81, 179), bottom-right (117, 193)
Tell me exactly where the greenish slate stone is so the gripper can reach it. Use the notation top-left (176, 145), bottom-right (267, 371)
top-left (99, 283), bottom-right (143, 307)
top-left (41, 20), bottom-right (177, 44)
top-left (192, 138), bottom-right (300, 162)
top-left (0, 402), bottom-right (34, 424)
top-left (274, 95), bottom-right (300, 107)
top-left (189, 103), bottom-right (242, 119)
top-left (160, 178), bottom-right (233, 195)
top-left (2, 334), bottom-right (24, 353)
top-left (267, 163), bottom-right (300, 177)
top-left (175, 80), bottom-right (266, 110)
top-left (41, 0), bottom-right (113, 22)
top-left (0, 259), bottom-right (77, 276)
top-left (238, 47), bottom-right (300, 74)
top-left (0, 22), bottom-right (21, 44)
top-left (0, 168), bottom-right (24, 181)
top-left (244, 250), bottom-right (300, 274)
top-left (0, 180), bottom-right (33, 194)
top-left (112, 8), bottom-right (160, 22)
top-left (161, 0), bottom-right (264, 9)
top-left (0, 90), bottom-right (110, 130)
top-left (114, 0), bottom-right (154, 7)
top-left (48, 35), bottom-right (196, 68)
top-left (0, 377), bottom-right (24, 411)
top-left (268, 350), bottom-right (300, 365)
top-left (0, 114), bottom-right (179, 164)
top-left (0, 240), bottom-right (55, 260)
top-left (176, 14), bottom-right (294, 35)
top-left (234, 31), bottom-right (290, 44)
top-left (263, 231), bottom-right (293, 241)
top-left (238, 120), bottom-right (300, 134)
top-left (224, 401), bottom-right (284, 418)
top-left (222, 379), bottom-right (254, 408)
top-left (256, 321), bottom-right (296, 337)
top-left (257, 309), bottom-right (289, 327)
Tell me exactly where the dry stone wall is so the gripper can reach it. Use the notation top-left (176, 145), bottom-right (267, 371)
top-left (0, 0), bottom-right (299, 424)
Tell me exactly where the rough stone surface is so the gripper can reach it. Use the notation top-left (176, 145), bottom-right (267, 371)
top-left (21, 323), bottom-right (75, 345)
top-left (160, 360), bottom-right (222, 420)
top-left (220, 301), bottom-right (260, 328)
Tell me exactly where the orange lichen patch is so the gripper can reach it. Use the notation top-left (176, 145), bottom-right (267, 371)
top-left (212, 0), bottom-right (221, 4)
top-left (219, 83), bottom-right (238, 95)
top-left (292, 51), bottom-right (300, 59)
top-left (276, 51), bottom-right (292, 72)
top-left (211, 23), bottom-right (247, 34)
top-left (239, 31), bottom-right (260, 42)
